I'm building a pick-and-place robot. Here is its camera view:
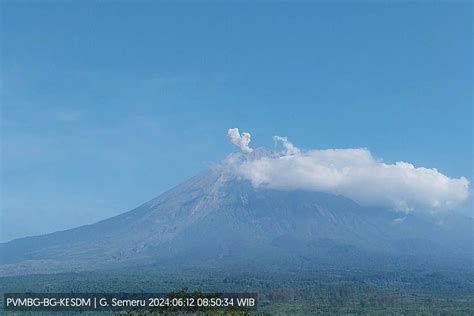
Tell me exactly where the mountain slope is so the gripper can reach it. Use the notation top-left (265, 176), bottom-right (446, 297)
top-left (0, 150), bottom-right (472, 276)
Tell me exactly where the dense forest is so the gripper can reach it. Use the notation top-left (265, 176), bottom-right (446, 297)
top-left (1, 264), bottom-right (473, 315)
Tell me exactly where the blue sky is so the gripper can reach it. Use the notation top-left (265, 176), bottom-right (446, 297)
top-left (1, 2), bottom-right (472, 241)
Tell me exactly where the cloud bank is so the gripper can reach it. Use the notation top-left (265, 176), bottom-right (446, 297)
top-left (228, 128), bottom-right (253, 153)
top-left (227, 129), bottom-right (469, 212)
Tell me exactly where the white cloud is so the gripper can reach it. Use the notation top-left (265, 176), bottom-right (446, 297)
top-left (273, 136), bottom-right (300, 155)
top-left (228, 134), bottom-right (469, 212)
top-left (227, 128), bottom-right (253, 153)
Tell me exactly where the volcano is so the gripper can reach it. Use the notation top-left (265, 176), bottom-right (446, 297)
top-left (0, 149), bottom-right (472, 276)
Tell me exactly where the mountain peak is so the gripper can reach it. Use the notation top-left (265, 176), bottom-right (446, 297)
top-left (248, 147), bottom-right (276, 159)
top-left (222, 147), bottom-right (277, 166)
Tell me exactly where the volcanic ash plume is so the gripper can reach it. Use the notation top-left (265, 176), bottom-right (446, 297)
top-left (227, 128), bottom-right (253, 153)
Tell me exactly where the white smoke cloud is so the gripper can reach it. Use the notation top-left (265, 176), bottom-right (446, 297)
top-left (227, 128), bottom-right (253, 153)
top-left (229, 134), bottom-right (469, 212)
top-left (273, 136), bottom-right (300, 155)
